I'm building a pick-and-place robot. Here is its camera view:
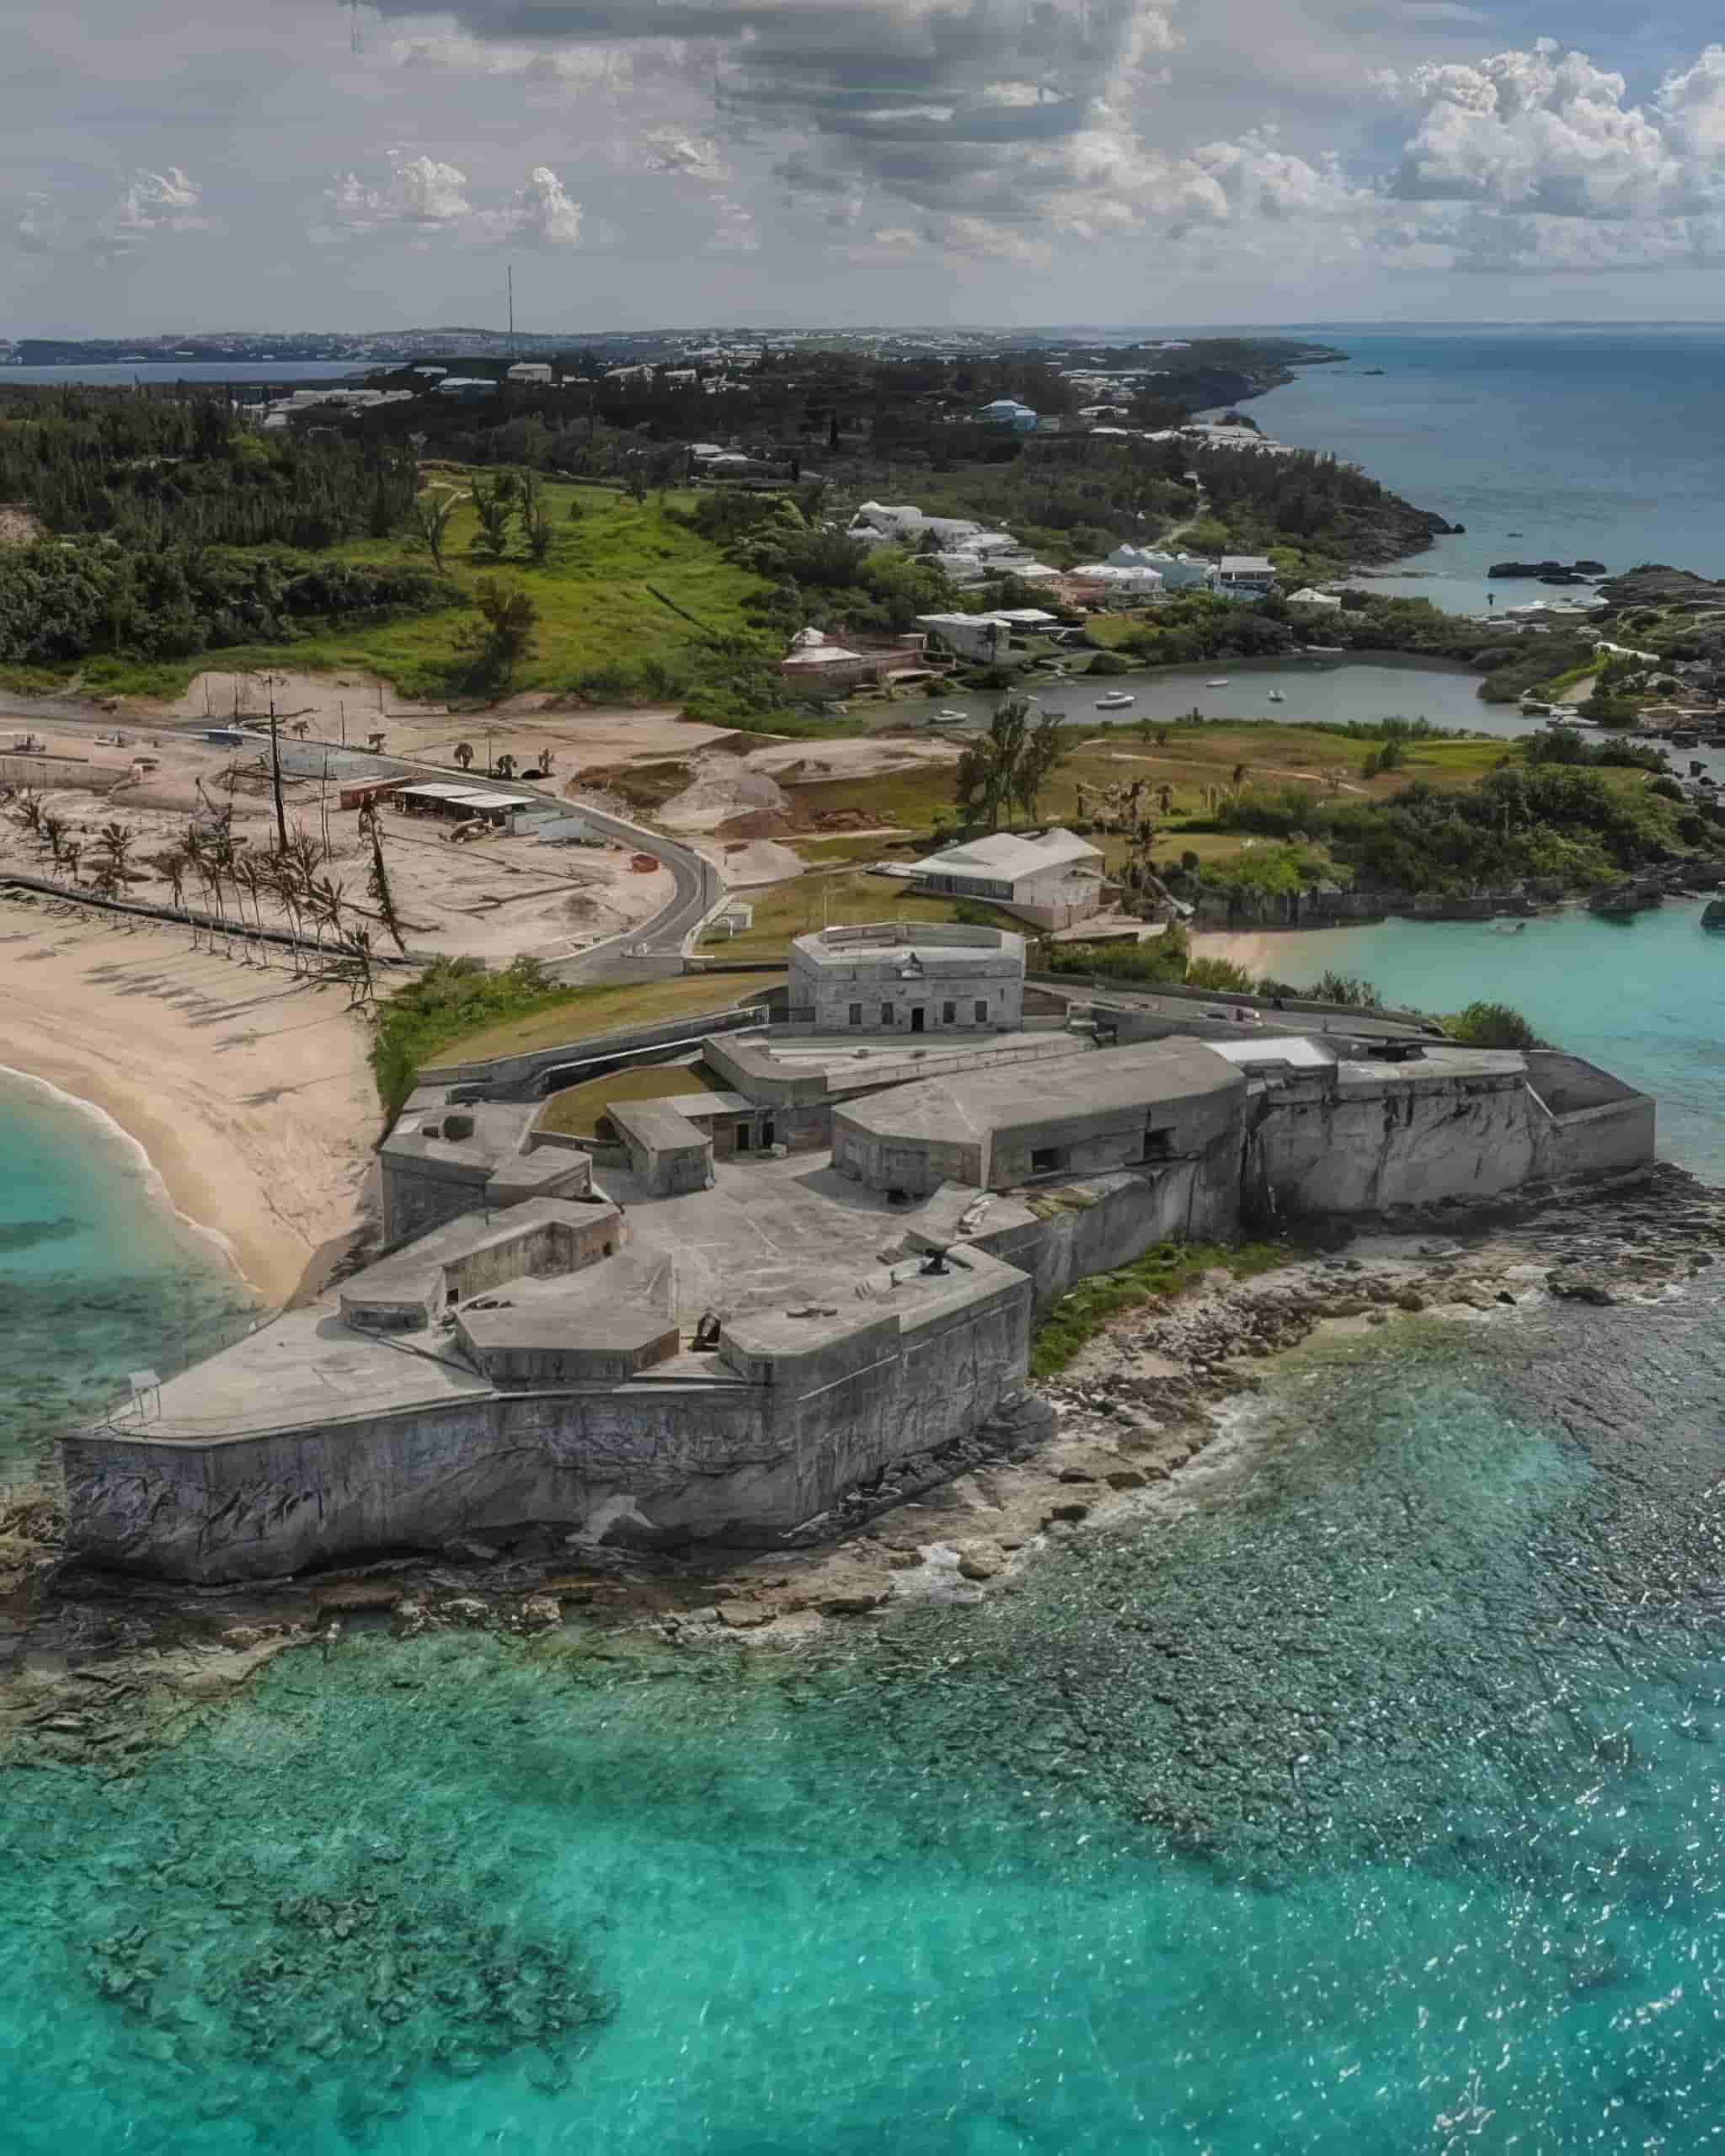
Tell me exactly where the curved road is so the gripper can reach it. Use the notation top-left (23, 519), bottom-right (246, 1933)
top-left (1, 694), bottom-right (720, 985)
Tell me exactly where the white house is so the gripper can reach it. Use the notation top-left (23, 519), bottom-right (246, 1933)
top-left (846, 502), bottom-right (986, 549)
top-left (1071, 563), bottom-right (1165, 599)
top-left (913, 612), bottom-right (1018, 663)
top-left (1215, 555), bottom-right (1278, 599)
top-left (506, 362), bottom-right (554, 385)
top-left (975, 399), bottom-right (1039, 433)
top-left (1287, 586), bottom-right (1343, 611)
top-left (911, 827), bottom-right (1107, 930)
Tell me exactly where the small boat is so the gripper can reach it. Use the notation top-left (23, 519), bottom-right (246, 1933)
top-left (1095, 691), bottom-right (1135, 710)
top-left (936, 707), bottom-right (968, 721)
top-left (1206, 678), bottom-right (1231, 687)
top-left (1266, 690), bottom-right (1285, 703)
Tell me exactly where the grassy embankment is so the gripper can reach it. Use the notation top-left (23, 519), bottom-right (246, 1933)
top-left (70, 479), bottom-right (777, 705)
top-left (1030, 1237), bottom-right (1290, 1376)
top-left (370, 961), bottom-right (783, 1114)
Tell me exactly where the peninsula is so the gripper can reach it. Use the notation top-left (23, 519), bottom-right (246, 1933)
top-left (64, 925), bottom-right (1652, 1583)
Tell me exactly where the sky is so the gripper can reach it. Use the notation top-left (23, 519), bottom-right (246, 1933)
top-left (5, 0), bottom-right (1725, 333)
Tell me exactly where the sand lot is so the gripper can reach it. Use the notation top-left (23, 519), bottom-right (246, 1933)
top-left (0, 723), bottom-right (671, 965)
top-left (162, 675), bottom-right (737, 780)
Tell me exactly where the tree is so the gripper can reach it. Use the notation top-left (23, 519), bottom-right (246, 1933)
top-left (96, 820), bottom-right (134, 881)
top-left (457, 580), bottom-right (540, 696)
top-left (1013, 706), bottom-right (1070, 821)
top-left (469, 472), bottom-right (517, 558)
top-left (403, 484), bottom-right (464, 574)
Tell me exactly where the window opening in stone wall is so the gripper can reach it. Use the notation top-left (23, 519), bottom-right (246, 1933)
top-left (1032, 1145), bottom-right (1066, 1174)
top-left (881, 1003), bottom-right (895, 1027)
top-left (849, 1002), bottom-right (862, 1027)
top-left (943, 1001), bottom-right (956, 1024)
top-left (975, 1000), bottom-right (989, 1023)
top-left (911, 1007), bottom-right (925, 1033)
top-left (1139, 1128), bottom-right (1174, 1161)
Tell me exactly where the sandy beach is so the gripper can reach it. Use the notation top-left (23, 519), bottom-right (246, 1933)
top-left (0, 894), bottom-right (379, 1304)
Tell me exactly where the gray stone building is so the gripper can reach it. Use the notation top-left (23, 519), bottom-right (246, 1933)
top-left (788, 921), bottom-right (1025, 1034)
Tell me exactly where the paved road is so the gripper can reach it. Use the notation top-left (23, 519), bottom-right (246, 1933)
top-left (2, 695), bottom-right (720, 985)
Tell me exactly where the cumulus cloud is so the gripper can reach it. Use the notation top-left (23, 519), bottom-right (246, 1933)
top-left (318, 151), bottom-right (473, 237)
top-left (88, 168), bottom-right (211, 259)
top-left (483, 165), bottom-right (584, 244)
top-left (316, 155), bottom-right (581, 246)
top-left (1387, 39), bottom-right (1723, 220)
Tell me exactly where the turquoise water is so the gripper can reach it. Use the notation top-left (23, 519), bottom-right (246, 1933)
top-left (1196, 902), bottom-right (1725, 1182)
top-left (5, 1304), bottom-right (1725, 2153)
top-left (0, 1070), bottom-right (254, 1476)
top-left (1245, 325), bottom-right (1725, 613)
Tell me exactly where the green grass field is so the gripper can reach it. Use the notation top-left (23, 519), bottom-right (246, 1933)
top-left (535, 1059), bottom-right (724, 1139)
top-left (74, 479), bottom-right (777, 704)
top-left (431, 972), bottom-right (785, 1069)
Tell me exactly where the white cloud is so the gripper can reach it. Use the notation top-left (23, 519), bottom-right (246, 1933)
top-left (88, 168), bottom-right (211, 259)
top-left (486, 165), bottom-right (584, 244)
top-left (386, 152), bottom-right (474, 223)
top-left (643, 126), bottom-right (728, 183)
top-left (390, 28), bottom-right (633, 92)
top-left (317, 156), bottom-right (580, 247)
top-left (1387, 40), bottom-right (1717, 219)
top-left (318, 152), bottom-right (472, 237)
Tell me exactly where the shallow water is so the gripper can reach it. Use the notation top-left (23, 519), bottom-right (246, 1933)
top-left (0, 1069), bottom-right (254, 1476)
top-left (5, 1293), bottom-right (1725, 2153)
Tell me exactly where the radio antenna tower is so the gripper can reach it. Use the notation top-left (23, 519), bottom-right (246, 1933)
top-left (508, 263), bottom-right (516, 357)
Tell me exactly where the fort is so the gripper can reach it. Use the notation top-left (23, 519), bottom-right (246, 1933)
top-left (63, 924), bottom-right (1656, 1583)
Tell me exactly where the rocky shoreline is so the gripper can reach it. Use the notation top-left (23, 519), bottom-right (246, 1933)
top-left (4, 1165), bottom-right (1720, 1774)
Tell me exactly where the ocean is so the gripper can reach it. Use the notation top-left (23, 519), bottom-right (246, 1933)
top-left (0, 1070), bottom-right (254, 1480)
top-left (0, 363), bottom-right (363, 388)
top-left (1242, 323), bottom-right (1725, 614)
top-left (3, 326), bottom-right (1725, 2152)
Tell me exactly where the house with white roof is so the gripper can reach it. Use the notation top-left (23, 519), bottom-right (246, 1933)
top-left (1215, 555), bottom-right (1278, 599)
top-left (1287, 586), bottom-right (1343, 611)
top-left (911, 827), bottom-right (1107, 930)
top-left (847, 502), bottom-right (986, 548)
top-left (1071, 563), bottom-right (1165, 599)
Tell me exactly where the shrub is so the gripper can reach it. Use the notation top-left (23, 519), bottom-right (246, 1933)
top-left (1184, 957), bottom-right (1256, 992)
top-left (1445, 1000), bottom-right (1543, 1049)
top-left (1305, 970), bottom-right (1381, 1008)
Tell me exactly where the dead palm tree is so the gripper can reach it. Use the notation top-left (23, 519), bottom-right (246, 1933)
top-left (97, 820), bottom-right (135, 880)
top-left (265, 855), bottom-right (311, 975)
top-left (342, 921), bottom-right (377, 1008)
top-left (311, 876), bottom-right (348, 969)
